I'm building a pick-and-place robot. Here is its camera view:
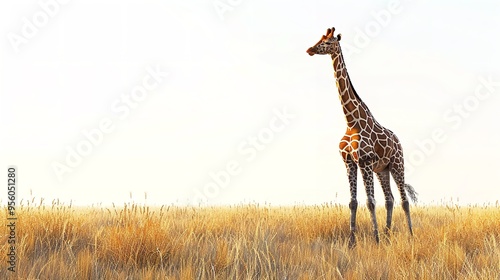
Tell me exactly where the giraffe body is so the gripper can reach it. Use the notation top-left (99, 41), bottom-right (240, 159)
top-left (307, 27), bottom-right (417, 247)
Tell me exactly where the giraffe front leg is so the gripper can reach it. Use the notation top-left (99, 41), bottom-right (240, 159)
top-left (343, 155), bottom-right (358, 248)
top-left (360, 160), bottom-right (379, 244)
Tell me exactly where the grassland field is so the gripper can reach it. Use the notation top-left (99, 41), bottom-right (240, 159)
top-left (1, 200), bottom-right (500, 279)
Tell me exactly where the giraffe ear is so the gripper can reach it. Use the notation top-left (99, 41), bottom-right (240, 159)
top-left (337, 34), bottom-right (342, 41)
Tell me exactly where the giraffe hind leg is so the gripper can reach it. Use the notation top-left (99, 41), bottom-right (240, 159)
top-left (404, 183), bottom-right (417, 235)
top-left (390, 168), bottom-right (415, 236)
top-left (376, 168), bottom-right (394, 235)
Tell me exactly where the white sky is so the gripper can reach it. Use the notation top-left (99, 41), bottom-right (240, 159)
top-left (1, 0), bottom-right (499, 206)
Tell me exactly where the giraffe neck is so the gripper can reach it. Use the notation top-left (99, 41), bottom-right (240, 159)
top-left (331, 47), bottom-right (373, 129)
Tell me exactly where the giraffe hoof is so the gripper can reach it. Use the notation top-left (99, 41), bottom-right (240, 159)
top-left (384, 228), bottom-right (392, 243)
top-left (348, 233), bottom-right (356, 248)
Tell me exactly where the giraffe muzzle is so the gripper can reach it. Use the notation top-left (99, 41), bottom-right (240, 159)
top-left (306, 48), bottom-right (315, 56)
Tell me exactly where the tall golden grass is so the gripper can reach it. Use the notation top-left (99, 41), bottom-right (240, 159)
top-left (1, 200), bottom-right (499, 279)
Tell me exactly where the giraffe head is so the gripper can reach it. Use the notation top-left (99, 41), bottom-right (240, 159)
top-left (306, 27), bottom-right (342, 56)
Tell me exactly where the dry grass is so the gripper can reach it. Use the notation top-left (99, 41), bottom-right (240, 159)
top-left (1, 201), bottom-right (500, 279)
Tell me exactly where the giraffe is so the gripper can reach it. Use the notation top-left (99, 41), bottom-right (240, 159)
top-left (307, 27), bottom-right (417, 247)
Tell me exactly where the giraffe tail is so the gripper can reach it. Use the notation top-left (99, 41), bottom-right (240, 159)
top-left (404, 184), bottom-right (418, 203)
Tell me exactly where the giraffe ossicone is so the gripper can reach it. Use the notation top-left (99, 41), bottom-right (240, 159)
top-left (307, 27), bottom-right (417, 247)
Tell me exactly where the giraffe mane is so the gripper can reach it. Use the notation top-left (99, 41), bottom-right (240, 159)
top-left (346, 74), bottom-right (372, 114)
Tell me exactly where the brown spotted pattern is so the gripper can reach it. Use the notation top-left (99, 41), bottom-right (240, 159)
top-left (307, 27), bottom-right (417, 247)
